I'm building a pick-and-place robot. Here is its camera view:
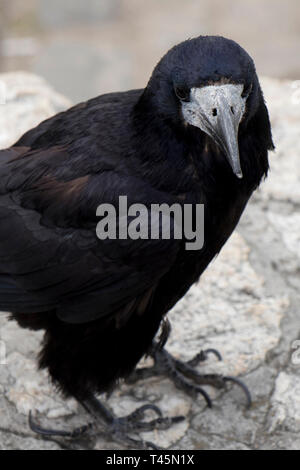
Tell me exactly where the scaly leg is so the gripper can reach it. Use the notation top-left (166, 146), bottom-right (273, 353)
top-left (126, 318), bottom-right (251, 409)
top-left (29, 392), bottom-right (184, 449)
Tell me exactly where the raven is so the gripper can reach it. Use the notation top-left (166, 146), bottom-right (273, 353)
top-left (0, 36), bottom-right (273, 448)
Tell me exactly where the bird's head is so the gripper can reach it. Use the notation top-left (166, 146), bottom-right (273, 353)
top-left (142, 35), bottom-right (273, 179)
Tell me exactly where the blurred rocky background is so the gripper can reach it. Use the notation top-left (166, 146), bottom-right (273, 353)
top-left (0, 0), bottom-right (299, 102)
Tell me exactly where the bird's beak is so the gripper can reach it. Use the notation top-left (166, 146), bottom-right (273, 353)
top-left (181, 84), bottom-right (246, 178)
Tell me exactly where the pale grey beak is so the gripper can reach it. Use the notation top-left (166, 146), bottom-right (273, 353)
top-left (181, 84), bottom-right (246, 178)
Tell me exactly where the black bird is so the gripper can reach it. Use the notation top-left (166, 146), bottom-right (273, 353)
top-left (0, 36), bottom-right (273, 448)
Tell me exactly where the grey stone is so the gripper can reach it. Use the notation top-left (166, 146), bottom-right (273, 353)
top-left (268, 372), bottom-right (300, 434)
top-left (33, 40), bottom-right (133, 102)
top-left (0, 430), bottom-right (61, 450)
top-left (0, 72), bottom-right (71, 148)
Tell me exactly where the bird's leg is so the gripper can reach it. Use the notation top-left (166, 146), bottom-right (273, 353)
top-left (127, 318), bottom-right (251, 409)
top-left (29, 320), bottom-right (250, 448)
top-left (29, 392), bottom-right (184, 450)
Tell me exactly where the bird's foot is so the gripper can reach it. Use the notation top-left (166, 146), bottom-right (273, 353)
top-left (29, 394), bottom-right (184, 450)
top-left (127, 319), bottom-right (251, 409)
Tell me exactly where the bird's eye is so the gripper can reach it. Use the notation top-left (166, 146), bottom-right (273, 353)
top-left (174, 86), bottom-right (190, 102)
top-left (242, 83), bottom-right (253, 99)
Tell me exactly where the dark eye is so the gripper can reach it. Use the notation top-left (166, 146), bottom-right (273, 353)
top-left (174, 85), bottom-right (190, 102)
top-left (242, 83), bottom-right (253, 99)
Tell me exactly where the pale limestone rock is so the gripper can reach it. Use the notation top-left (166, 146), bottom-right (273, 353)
top-left (6, 352), bottom-right (77, 418)
top-left (260, 77), bottom-right (300, 203)
top-left (267, 212), bottom-right (300, 259)
top-left (268, 372), bottom-right (300, 433)
top-left (0, 72), bottom-right (71, 149)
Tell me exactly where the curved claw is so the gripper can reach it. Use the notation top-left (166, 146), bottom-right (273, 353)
top-left (29, 410), bottom-right (92, 438)
top-left (223, 376), bottom-right (252, 408)
top-left (127, 404), bottom-right (162, 421)
top-left (187, 348), bottom-right (222, 367)
top-left (156, 318), bottom-right (172, 352)
top-left (194, 387), bottom-right (213, 408)
top-left (144, 414), bottom-right (185, 431)
top-left (29, 410), bottom-right (68, 437)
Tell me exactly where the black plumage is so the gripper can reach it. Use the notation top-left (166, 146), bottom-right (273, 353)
top-left (0, 36), bottom-right (273, 446)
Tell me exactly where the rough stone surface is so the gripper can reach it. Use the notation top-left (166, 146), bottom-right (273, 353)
top-left (0, 74), bottom-right (299, 450)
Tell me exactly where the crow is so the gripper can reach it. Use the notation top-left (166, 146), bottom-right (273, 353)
top-left (0, 35), bottom-right (273, 448)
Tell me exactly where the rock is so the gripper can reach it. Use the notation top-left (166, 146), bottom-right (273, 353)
top-left (0, 72), bottom-right (71, 149)
top-left (168, 232), bottom-right (288, 380)
top-left (259, 77), bottom-right (300, 203)
top-left (0, 73), bottom-right (299, 449)
top-left (268, 372), bottom-right (300, 434)
top-left (0, 431), bottom-right (61, 450)
top-left (6, 351), bottom-right (78, 418)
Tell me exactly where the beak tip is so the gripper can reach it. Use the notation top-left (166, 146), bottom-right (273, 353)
top-left (236, 171), bottom-right (243, 179)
